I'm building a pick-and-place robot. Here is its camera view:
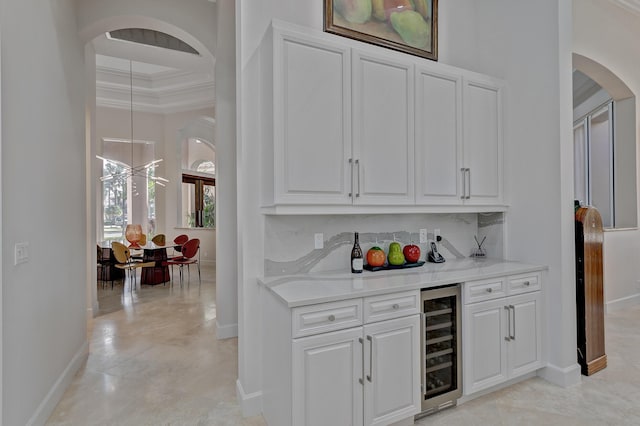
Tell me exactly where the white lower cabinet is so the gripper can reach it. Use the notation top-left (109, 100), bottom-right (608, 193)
top-left (292, 327), bottom-right (364, 426)
top-left (292, 315), bottom-right (421, 426)
top-left (262, 289), bottom-right (421, 426)
top-left (463, 274), bottom-right (542, 395)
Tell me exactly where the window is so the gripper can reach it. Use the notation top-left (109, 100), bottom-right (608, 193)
top-left (182, 173), bottom-right (215, 228)
top-left (572, 66), bottom-right (637, 229)
top-left (180, 136), bottom-right (215, 228)
top-left (573, 103), bottom-right (614, 227)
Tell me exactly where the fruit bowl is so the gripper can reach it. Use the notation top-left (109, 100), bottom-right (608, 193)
top-left (363, 260), bottom-right (425, 272)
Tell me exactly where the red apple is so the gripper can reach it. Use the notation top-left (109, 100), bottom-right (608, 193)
top-left (403, 244), bottom-right (421, 263)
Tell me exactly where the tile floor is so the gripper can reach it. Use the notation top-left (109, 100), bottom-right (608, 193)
top-left (47, 267), bottom-right (640, 425)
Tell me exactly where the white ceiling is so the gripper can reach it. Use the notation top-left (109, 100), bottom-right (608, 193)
top-left (92, 32), bottom-right (215, 114)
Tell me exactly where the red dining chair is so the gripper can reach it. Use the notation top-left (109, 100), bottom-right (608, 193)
top-left (164, 238), bottom-right (200, 288)
top-left (172, 234), bottom-right (189, 255)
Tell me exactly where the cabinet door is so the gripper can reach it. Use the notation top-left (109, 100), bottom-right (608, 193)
top-left (508, 292), bottom-right (542, 377)
top-left (274, 30), bottom-right (352, 204)
top-left (352, 50), bottom-right (414, 205)
top-left (462, 77), bottom-right (503, 205)
top-left (463, 298), bottom-right (508, 395)
top-left (415, 67), bottom-right (463, 205)
top-left (363, 315), bottom-right (421, 426)
top-left (292, 327), bottom-right (363, 426)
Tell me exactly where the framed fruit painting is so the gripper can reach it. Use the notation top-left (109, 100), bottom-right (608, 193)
top-left (325, 0), bottom-right (438, 61)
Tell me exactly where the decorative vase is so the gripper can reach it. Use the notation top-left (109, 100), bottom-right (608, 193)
top-left (125, 224), bottom-right (143, 248)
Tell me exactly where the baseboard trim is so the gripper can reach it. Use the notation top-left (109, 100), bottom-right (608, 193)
top-left (216, 321), bottom-right (238, 339)
top-left (538, 362), bottom-right (582, 387)
top-left (236, 379), bottom-right (262, 417)
top-left (27, 340), bottom-right (89, 426)
top-left (606, 293), bottom-right (640, 313)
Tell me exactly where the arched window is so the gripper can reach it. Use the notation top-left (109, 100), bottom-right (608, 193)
top-left (573, 55), bottom-right (637, 228)
top-left (181, 137), bottom-right (215, 228)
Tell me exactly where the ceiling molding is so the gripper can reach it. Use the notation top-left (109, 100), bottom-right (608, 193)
top-left (95, 61), bottom-right (214, 114)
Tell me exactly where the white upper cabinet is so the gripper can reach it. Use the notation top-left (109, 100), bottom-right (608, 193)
top-left (352, 49), bottom-right (414, 205)
top-left (462, 77), bottom-right (504, 205)
top-left (272, 25), bottom-right (352, 205)
top-left (264, 21), bottom-right (505, 212)
top-left (415, 67), bottom-right (463, 204)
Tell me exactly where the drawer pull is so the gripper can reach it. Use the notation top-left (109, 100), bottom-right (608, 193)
top-left (523, 281), bottom-right (530, 286)
top-left (486, 288), bottom-right (493, 293)
top-left (328, 314), bottom-right (336, 322)
top-left (392, 303), bottom-right (400, 310)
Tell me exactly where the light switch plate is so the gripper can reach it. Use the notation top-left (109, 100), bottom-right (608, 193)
top-left (14, 242), bottom-right (29, 265)
top-left (419, 229), bottom-right (428, 244)
top-left (314, 233), bottom-right (324, 249)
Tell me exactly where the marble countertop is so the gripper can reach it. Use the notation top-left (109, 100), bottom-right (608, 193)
top-left (259, 258), bottom-right (547, 307)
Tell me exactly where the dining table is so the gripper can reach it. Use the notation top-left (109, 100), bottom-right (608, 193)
top-left (136, 242), bottom-right (171, 285)
top-left (99, 241), bottom-right (171, 286)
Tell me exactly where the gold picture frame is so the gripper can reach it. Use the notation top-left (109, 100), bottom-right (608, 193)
top-left (325, 0), bottom-right (438, 61)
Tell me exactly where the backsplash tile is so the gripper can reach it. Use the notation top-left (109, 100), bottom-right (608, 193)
top-left (264, 213), bottom-right (504, 276)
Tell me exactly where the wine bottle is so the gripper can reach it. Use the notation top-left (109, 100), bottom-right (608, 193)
top-left (351, 232), bottom-right (363, 273)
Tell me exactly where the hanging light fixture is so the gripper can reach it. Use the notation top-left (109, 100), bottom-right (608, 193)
top-left (97, 60), bottom-right (168, 189)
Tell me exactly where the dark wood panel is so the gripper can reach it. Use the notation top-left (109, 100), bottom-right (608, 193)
top-left (575, 206), bottom-right (606, 375)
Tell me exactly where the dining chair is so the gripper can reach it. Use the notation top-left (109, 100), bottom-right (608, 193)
top-left (112, 241), bottom-right (155, 291)
top-left (97, 245), bottom-right (115, 289)
top-left (163, 238), bottom-right (200, 288)
top-left (172, 234), bottom-right (189, 255)
top-left (151, 233), bottom-right (166, 246)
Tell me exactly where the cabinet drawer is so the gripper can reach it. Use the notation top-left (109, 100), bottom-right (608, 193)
top-left (508, 273), bottom-right (541, 295)
top-left (464, 278), bottom-right (506, 304)
top-left (292, 299), bottom-right (363, 338)
top-left (363, 290), bottom-right (420, 323)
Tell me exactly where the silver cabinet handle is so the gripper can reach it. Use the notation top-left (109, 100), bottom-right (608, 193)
top-left (392, 303), bottom-right (400, 310)
top-left (486, 288), bottom-right (493, 293)
top-left (524, 281), bottom-right (530, 286)
top-left (355, 159), bottom-right (361, 198)
top-left (509, 305), bottom-right (516, 340)
top-left (328, 314), bottom-right (335, 322)
top-left (460, 168), bottom-right (466, 199)
top-left (504, 306), bottom-right (511, 341)
top-left (465, 168), bottom-right (471, 199)
top-left (349, 158), bottom-right (354, 198)
top-left (358, 337), bottom-right (364, 385)
top-left (366, 335), bottom-right (373, 382)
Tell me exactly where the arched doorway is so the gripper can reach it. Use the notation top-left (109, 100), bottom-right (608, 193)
top-left (77, 1), bottom-right (237, 337)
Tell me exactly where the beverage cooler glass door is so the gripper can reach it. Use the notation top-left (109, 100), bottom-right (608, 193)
top-left (420, 285), bottom-right (462, 416)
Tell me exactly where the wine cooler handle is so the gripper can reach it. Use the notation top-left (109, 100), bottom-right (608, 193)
top-left (358, 337), bottom-right (364, 385)
top-left (509, 305), bottom-right (516, 340)
top-left (504, 306), bottom-right (511, 341)
top-left (366, 335), bottom-right (373, 382)
top-left (348, 158), bottom-right (353, 198)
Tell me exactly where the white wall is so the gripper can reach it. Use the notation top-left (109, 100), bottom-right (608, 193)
top-left (574, 0), bottom-right (640, 311)
top-left (236, 0), bottom-right (579, 413)
top-left (0, 1), bottom-right (88, 424)
top-left (214, 0), bottom-right (239, 339)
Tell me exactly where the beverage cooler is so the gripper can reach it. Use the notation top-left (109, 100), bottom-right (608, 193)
top-left (418, 284), bottom-right (462, 417)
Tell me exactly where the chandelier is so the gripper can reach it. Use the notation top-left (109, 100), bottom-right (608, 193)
top-left (97, 60), bottom-right (168, 191)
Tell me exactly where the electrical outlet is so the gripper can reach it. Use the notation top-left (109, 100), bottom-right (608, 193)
top-left (433, 229), bottom-right (441, 241)
top-left (14, 242), bottom-right (29, 265)
top-left (419, 229), bottom-right (428, 244)
top-left (314, 233), bottom-right (324, 249)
